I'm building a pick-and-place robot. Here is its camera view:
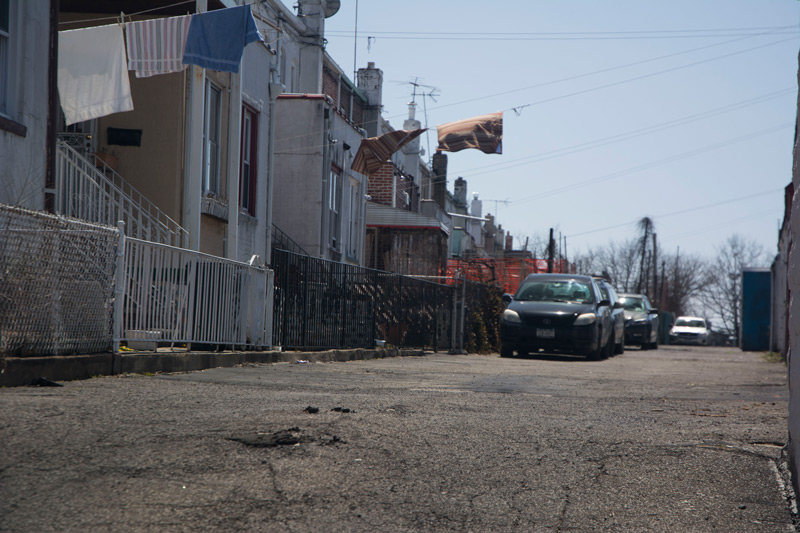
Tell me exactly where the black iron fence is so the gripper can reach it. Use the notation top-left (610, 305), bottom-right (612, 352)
top-left (271, 249), bottom-right (455, 351)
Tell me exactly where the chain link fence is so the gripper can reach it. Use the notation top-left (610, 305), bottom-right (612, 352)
top-left (0, 205), bottom-right (118, 356)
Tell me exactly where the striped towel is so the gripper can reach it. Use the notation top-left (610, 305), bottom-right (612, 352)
top-left (126, 15), bottom-right (191, 78)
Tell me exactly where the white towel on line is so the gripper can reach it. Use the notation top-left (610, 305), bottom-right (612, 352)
top-left (57, 24), bottom-right (134, 126)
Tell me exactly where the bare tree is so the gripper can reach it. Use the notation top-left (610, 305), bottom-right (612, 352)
top-left (698, 235), bottom-right (767, 342)
top-left (513, 230), bottom-right (551, 258)
top-left (659, 250), bottom-right (707, 317)
top-left (573, 239), bottom-right (641, 292)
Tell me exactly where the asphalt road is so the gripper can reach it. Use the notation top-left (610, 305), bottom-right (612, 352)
top-left (1, 345), bottom-right (795, 532)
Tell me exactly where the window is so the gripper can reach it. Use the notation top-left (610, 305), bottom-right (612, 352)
top-left (239, 105), bottom-right (258, 215)
top-left (329, 167), bottom-right (341, 249)
top-left (347, 178), bottom-right (361, 258)
top-left (0, 0), bottom-right (11, 116)
top-left (202, 82), bottom-right (222, 194)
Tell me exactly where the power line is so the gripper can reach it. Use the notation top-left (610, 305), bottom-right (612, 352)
top-left (567, 189), bottom-right (783, 239)
top-left (327, 31), bottom-right (799, 41)
top-left (504, 123), bottom-right (792, 207)
top-left (382, 31), bottom-right (797, 121)
top-left (327, 25), bottom-right (797, 36)
top-left (451, 88), bottom-right (795, 179)
top-left (274, 35), bottom-right (796, 153)
top-left (432, 35), bottom-right (799, 119)
top-left (663, 208), bottom-right (778, 242)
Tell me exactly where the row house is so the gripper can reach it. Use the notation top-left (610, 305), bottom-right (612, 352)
top-left (271, 37), bottom-right (369, 263)
top-left (1, 0), bottom-right (350, 353)
top-left (3, 0), bottom-right (507, 280)
top-left (3, 0), bottom-right (348, 264)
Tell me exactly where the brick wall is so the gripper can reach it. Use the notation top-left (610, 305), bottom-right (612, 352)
top-left (322, 64), bottom-right (366, 129)
top-left (367, 164), bottom-right (420, 211)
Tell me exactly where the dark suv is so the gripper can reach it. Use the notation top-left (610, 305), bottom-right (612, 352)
top-left (618, 293), bottom-right (659, 350)
top-left (500, 273), bottom-right (615, 360)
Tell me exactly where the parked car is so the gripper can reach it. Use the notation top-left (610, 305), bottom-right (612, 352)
top-left (669, 316), bottom-right (710, 346)
top-left (500, 273), bottom-right (615, 360)
top-left (618, 293), bottom-right (659, 350)
top-left (593, 277), bottom-right (625, 355)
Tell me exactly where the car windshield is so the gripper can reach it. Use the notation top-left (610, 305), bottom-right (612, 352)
top-left (675, 318), bottom-right (706, 328)
top-left (620, 297), bottom-right (644, 311)
top-left (516, 280), bottom-right (592, 303)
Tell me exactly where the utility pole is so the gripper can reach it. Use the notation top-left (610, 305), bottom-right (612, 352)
top-left (652, 233), bottom-right (658, 306)
top-left (547, 228), bottom-right (555, 273)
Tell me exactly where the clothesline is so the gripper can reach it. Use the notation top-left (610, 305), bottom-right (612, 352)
top-left (57, 4), bottom-right (264, 126)
top-left (59, 0), bottom-right (197, 27)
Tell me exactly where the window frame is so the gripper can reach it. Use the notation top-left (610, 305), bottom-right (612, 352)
top-left (329, 165), bottom-right (342, 250)
top-left (239, 104), bottom-right (258, 216)
top-left (202, 81), bottom-right (222, 195)
top-left (347, 177), bottom-right (361, 259)
top-left (0, 0), bottom-right (14, 119)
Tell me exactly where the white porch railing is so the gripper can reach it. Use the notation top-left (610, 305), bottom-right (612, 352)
top-left (55, 141), bottom-right (188, 247)
top-left (115, 233), bottom-right (273, 351)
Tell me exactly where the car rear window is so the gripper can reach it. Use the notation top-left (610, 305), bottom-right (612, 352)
top-left (516, 280), bottom-right (592, 303)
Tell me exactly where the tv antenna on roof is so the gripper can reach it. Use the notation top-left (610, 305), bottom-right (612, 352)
top-left (483, 198), bottom-right (510, 217)
top-left (406, 78), bottom-right (440, 166)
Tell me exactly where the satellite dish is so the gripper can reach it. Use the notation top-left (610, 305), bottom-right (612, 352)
top-left (323, 0), bottom-right (341, 18)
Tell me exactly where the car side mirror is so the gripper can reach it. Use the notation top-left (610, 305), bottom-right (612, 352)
top-left (649, 309), bottom-right (659, 314)
top-left (502, 293), bottom-right (513, 305)
top-left (613, 301), bottom-right (623, 309)
top-left (598, 299), bottom-right (611, 308)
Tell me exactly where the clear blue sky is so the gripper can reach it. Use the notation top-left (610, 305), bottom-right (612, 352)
top-left (292, 1), bottom-right (800, 263)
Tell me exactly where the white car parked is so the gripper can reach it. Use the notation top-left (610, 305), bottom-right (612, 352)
top-left (669, 316), bottom-right (710, 346)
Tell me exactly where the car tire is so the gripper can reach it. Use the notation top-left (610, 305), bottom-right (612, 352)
top-left (604, 334), bottom-right (614, 359)
top-left (614, 335), bottom-right (624, 355)
top-left (500, 345), bottom-right (514, 358)
top-left (587, 331), bottom-right (604, 361)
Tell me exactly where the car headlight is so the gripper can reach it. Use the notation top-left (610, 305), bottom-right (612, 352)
top-left (502, 309), bottom-right (521, 324)
top-left (574, 312), bottom-right (596, 326)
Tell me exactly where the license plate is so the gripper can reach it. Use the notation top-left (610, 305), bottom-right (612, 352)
top-left (536, 328), bottom-right (555, 339)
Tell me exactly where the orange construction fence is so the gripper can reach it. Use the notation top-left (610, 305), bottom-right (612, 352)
top-left (445, 257), bottom-right (575, 294)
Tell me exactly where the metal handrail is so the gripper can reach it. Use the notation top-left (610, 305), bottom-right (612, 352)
top-left (55, 141), bottom-right (188, 247)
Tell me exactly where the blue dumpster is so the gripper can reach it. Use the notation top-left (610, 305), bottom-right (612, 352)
top-left (741, 268), bottom-right (771, 351)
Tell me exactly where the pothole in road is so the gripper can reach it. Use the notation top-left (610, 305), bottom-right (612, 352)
top-left (228, 428), bottom-right (303, 447)
top-left (227, 428), bottom-right (346, 448)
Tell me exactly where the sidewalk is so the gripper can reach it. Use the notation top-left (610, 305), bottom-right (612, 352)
top-left (0, 347), bottom-right (426, 387)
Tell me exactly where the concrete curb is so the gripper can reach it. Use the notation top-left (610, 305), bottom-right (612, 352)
top-left (0, 348), bottom-right (427, 387)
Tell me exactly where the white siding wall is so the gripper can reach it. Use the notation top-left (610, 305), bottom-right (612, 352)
top-left (0, 0), bottom-right (49, 210)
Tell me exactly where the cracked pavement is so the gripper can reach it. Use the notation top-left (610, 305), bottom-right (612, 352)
top-left (0, 345), bottom-right (795, 531)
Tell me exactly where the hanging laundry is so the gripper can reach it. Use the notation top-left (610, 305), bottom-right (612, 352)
top-left (437, 112), bottom-right (504, 155)
top-left (182, 5), bottom-right (263, 73)
top-left (351, 129), bottom-right (427, 176)
top-left (126, 14), bottom-right (192, 78)
top-left (57, 24), bottom-right (134, 126)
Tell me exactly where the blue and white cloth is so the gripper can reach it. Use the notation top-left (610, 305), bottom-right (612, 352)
top-left (182, 5), bottom-right (263, 73)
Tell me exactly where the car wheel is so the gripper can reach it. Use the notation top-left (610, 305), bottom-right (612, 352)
top-left (614, 333), bottom-right (624, 355)
top-left (650, 338), bottom-right (659, 350)
top-left (587, 331), bottom-right (604, 360)
top-left (603, 334), bottom-right (614, 359)
top-left (500, 345), bottom-right (514, 358)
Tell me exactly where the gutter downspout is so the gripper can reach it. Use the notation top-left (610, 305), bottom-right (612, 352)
top-left (225, 69), bottom-right (242, 260)
top-left (266, 79), bottom-right (284, 265)
top-left (182, 0), bottom-right (207, 251)
top-left (320, 106), bottom-right (330, 258)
